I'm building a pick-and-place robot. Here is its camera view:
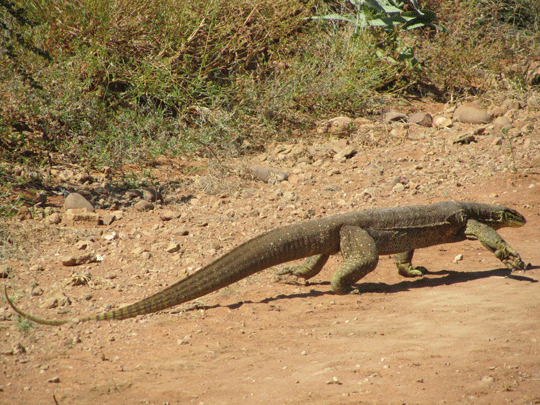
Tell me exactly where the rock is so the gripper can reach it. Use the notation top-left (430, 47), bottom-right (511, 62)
top-left (31, 286), bottom-right (44, 296)
top-left (491, 135), bottom-right (504, 145)
top-left (494, 116), bottom-right (512, 128)
top-left (29, 264), bottom-right (44, 272)
top-left (173, 227), bottom-right (189, 236)
top-left (473, 127), bottom-right (487, 135)
top-left (63, 193), bottom-right (95, 212)
top-left (112, 210), bottom-right (124, 220)
top-left (249, 165), bottom-right (288, 183)
top-left (453, 104), bottom-right (492, 124)
top-left (501, 98), bottom-right (522, 111)
top-left (125, 190), bottom-right (141, 200)
top-left (101, 213), bottom-right (116, 226)
top-left (317, 116), bottom-right (353, 134)
top-left (142, 189), bottom-right (162, 202)
top-left (489, 107), bottom-right (506, 118)
top-left (409, 112), bottom-right (432, 127)
top-left (61, 253), bottom-right (98, 266)
top-left (392, 183), bottom-right (405, 193)
top-left (333, 146), bottom-right (356, 161)
top-left (283, 191), bottom-right (298, 202)
top-left (452, 134), bottom-right (476, 144)
top-left (360, 187), bottom-right (376, 198)
top-left (363, 163), bottom-right (384, 176)
top-left (102, 231), bottom-right (118, 241)
top-left (59, 170), bottom-right (75, 182)
top-left (134, 200), bottom-right (154, 212)
top-left (132, 247), bottom-right (149, 255)
top-left (383, 111), bottom-right (407, 124)
top-left (47, 212), bottom-right (61, 225)
top-left (433, 116), bottom-right (453, 128)
top-left (75, 240), bottom-right (89, 250)
top-left (328, 168), bottom-right (341, 175)
top-left (64, 209), bottom-right (100, 224)
top-left (166, 242), bottom-right (181, 253)
top-left (526, 94), bottom-right (540, 108)
top-left (160, 210), bottom-right (180, 221)
top-left (39, 292), bottom-right (71, 309)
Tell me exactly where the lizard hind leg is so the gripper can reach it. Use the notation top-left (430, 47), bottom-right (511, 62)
top-left (331, 225), bottom-right (379, 295)
top-left (276, 254), bottom-right (330, 280)
top-left (395, 250), bottom-right (426, 277)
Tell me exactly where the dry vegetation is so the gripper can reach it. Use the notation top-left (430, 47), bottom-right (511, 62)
top-left (0, 0), bottom-right (539, 169)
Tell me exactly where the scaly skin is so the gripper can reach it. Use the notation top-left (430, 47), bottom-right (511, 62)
top-left (5, 202), bottom-right (526, 326)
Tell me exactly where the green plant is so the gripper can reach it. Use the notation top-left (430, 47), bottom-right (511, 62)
top-left (308, 0), bottom-right (444, 90)
top-left (310, 0), bottom-right (444, 32)
top-left (16, 316), bottom-right (35, 336)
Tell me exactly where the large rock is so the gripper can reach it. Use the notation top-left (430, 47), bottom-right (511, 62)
top-left (64, 209), bottom-right (100, 224)
top-left (134, 200), bottom-right (154, 212)
top-left (317, 117), bottom-right (353, 134)
top-left (409, 112), bottom-right (432, 127)
top-left (433, 116), bottom-right (453, 128)
top-left (382, 111), bottom-right (407, 124)
top-left (249, 165), bottom-right (288, 183)
top-left (453, 104), bottom-right (492, 124)
top-left (63, 193), bottom-right (95, 212)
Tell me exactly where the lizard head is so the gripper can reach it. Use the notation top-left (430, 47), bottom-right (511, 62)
top-left (491, 207), bottom-right (526, 229)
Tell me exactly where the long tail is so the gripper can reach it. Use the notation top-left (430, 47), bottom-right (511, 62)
top-left (4, 214), bottom-right (342, 326)
top-left (5, 286), bottom-right (69, 326)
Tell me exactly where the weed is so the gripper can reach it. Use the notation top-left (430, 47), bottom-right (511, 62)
top-left (501, 127), bottom-right (518, 173)
top-left (16, 316), bottom-right (35, 336)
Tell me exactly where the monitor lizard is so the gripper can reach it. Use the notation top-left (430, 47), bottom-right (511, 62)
top-left (5, 201), bottom-right (527, 326)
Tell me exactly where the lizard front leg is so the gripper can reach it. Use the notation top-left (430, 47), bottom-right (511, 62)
top-left (395, 250), bottom-right (426, 277)
top-left (331, 225), bottom-right (379, 294)
top-left (277, 254), bottom-right (330, 280)
top-left (464, 219), bottom-right (525, 270)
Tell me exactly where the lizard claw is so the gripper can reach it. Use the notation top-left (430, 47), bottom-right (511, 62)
top-left (397, 264), bottom-right (426, 278)
top-left (495, 248), bottom-right (525, 270)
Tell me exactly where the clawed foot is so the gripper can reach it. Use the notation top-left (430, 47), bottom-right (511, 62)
top-left (495, 248), bottom-right (526, 270)
top-left (397, 265), bottom-right (427, 278)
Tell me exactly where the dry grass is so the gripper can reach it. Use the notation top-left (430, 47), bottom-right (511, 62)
top-left (1, 0), bottom-right (538, 171)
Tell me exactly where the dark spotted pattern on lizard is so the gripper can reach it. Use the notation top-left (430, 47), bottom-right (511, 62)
top-left (5, 201), bottom-right (526, 326)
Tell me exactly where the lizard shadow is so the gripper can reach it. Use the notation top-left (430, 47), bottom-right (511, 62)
top-left (191, 266), bottom-right (538, 312)
top-left (350, 266), bottom-right (538, 295)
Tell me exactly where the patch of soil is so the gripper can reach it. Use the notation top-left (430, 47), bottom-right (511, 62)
top-left (2, 100), bottom-right (540, 405)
